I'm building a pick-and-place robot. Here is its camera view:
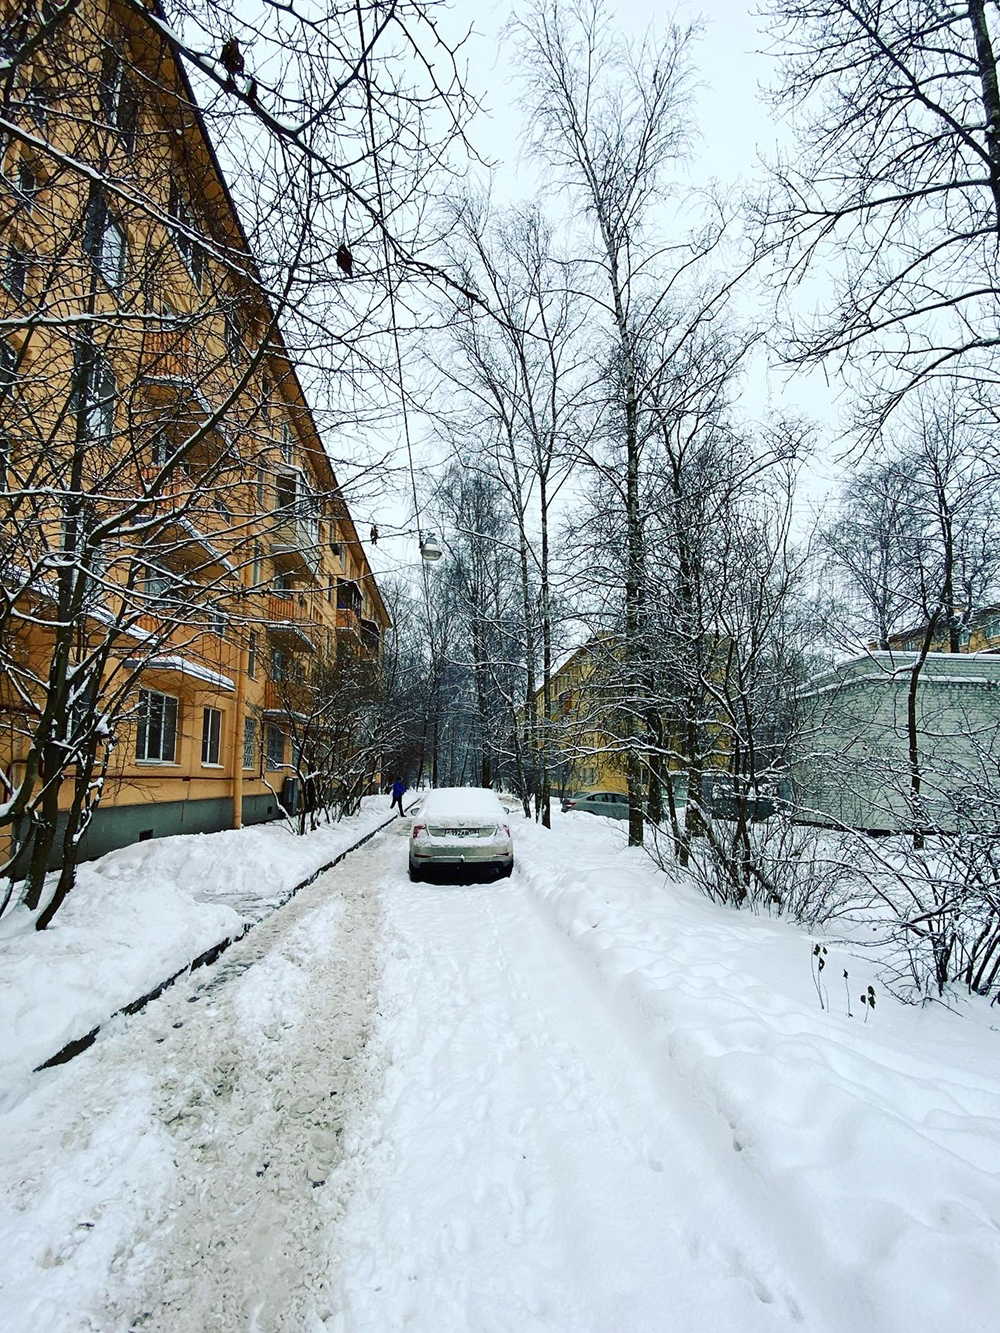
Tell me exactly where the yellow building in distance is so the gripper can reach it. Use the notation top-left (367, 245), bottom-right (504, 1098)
top-left (0, 0), bottom-right (389, 880)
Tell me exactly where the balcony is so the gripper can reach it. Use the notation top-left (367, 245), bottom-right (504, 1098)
top-left (334, 605), bottom-right (360, 637)
top-left (138, 328), bottom-right (198, 385)
top-left (136, 330), bottom-right (228, 466)
top-left (265, 593), bottom-right (316, 652)
top-left (262, 678), bottom-right (315, 715)
top-left (130, 613), bottom-right (239, 677)
top-left (269, 513), bottom-right (321, 584)
top-left (360, 617), bottom-right (381, 655)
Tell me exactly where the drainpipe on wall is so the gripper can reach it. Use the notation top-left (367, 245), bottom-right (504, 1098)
top-left (231, 639), bottom-right (246, 830)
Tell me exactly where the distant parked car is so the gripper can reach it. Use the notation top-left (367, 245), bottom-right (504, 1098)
top-left (702, 776), bottom-right (778, 822)
top-left (561, 790), bottom-right (629, 820)
top-left (409, 787), bottom-right (514, 882)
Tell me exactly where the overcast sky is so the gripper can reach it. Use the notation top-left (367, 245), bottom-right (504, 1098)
top-left (367, 0), bottom-right (843, 568)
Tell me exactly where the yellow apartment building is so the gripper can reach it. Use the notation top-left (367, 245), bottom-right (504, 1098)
top-left (539, 640), bottom-right (629, 796)
top-left (537, 636), bottom-right (734, 803)
top-left (0, 0), bottom-right (390, 878)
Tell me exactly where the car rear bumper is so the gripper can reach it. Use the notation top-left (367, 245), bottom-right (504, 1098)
top-left (411, 845), bottom-right (513, 866)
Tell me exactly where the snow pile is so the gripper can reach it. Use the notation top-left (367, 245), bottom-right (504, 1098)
top-left (515, 813), bottom-right (1000, 1331)
top-left (0, 797), bottom-right (398, 1100)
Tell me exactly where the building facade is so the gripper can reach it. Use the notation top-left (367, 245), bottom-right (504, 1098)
top-left (0, 0), bottom-right (390, 875)
top-left (794, 652), bottom-right (1000, 832)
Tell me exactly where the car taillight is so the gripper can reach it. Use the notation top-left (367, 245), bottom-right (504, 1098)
top-left (498, 823), bottom-right (510, 838)
top-left (412, 823), bottom-right (426, 839)
top-left (565, 800), bottom-right (576, 809)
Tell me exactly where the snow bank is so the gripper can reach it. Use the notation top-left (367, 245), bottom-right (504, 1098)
top-left (517, 813), bottom-right (1000, 1332)
top-left (0, 798), bottom-right (397, 1101)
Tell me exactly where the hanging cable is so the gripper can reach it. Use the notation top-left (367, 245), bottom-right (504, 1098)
top-left (355, 0), bottom-right (439, 668)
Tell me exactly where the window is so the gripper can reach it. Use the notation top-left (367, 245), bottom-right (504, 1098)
top-left (75, 339), bottom-right (116, 439)
top-left (140, 563), bottom-right (173, 605)
top-left (201, 706), bottom-right (222, 765)
top-left (275, 471), bottom-right (296, 512)
top-left (280, 422), bottom-right (294, 464)
top-left (14, 158), bottom-right (36, 207)
top-left (83, 194), bottom-right (127, 291)
top-left (243, 716), bottom-right (256, 770)
top-left (208, 608), bottom-right (226, 639)
top-left (271, 646), bottom-right (287, 681)
top-left (265, 723), bottom-right (284, 769)
top-left (26, 75), bottom-right (49, 127)
top-left (252, 541), bottom-right (262, 586)
top-left (261, 374), bottom-right (271, 420)
top-left (247, 630), bottom-right (258, 679)
top-left (0, 339), bottom-right (17, 395)
top-left (256, 464), bottom-right (267, 507)
top-left (136, 688), bottom-right (177, 762)
top-left (151, 430), bottom-right (179, 468)
top-left (224, 307), bottom-right (242, 364)
top-left (100, 52), bottom-right (139, 154)
top-left (4, 246), bottom-right (27, 302)
top-left (169, 179), bottom-right (204, 286)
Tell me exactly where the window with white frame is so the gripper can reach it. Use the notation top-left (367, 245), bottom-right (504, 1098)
top-left (75, 339), bottom-right (116, 439)
top-left (136, 688), bottom-right (178, 762)
top-left (280, 421), bottom-right (294, 464)
top-left (243, 715), bottom-right (256, 770)
top-left (83, 194), bottom-right (127, 292)
top-left (201, 706), bottom-right (222, 765)
top-left (139, 563), bottom-right (173, 605)
top-left (151, 429), bottom-right (180, 468)
top-left (247, 630), bottom-right (258, 679)
top-left (275, 470), bottom-right (296, 512)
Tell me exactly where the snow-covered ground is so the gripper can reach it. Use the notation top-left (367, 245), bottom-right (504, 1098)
top-left (0, 798), bottom-right (400, 1096)
top-left (2, 809), bottom-right (1000, 1331)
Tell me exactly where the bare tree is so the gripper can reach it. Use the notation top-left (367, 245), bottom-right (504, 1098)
top-left (512, 0), bottom-right (701, 845)
top-left (431, 195), bottom-right (589, 821)
top-left (758, 0), bottom-right (1000, 414)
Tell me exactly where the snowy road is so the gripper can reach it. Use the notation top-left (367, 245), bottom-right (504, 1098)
top-left (3, 812), bottom-right (1000, 1332)
top-left (330, 834), bottom-right (811, 1332)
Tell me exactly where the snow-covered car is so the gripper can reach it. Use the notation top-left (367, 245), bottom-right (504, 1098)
top-left (561, 790), bottom-right (629, 820)
top-left (408, 787), bottom-right (514, 882)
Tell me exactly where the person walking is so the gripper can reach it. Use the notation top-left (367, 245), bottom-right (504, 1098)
top-left (390, 777), bottom-right (407, 817)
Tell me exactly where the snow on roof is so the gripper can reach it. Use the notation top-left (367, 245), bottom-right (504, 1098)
top-left (124, 655), bottom-right (234, 691)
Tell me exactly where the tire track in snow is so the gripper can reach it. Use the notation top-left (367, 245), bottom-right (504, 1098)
top-left (328, 864), bottom-right (817, 1332)
top-left (95, 831), bottom-right (404, 1333)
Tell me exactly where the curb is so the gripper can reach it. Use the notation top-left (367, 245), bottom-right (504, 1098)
top-left (34, 803), bottom-right (416, 1073)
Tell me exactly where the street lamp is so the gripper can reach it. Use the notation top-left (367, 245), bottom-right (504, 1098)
top-left (419, 531), bottom-right (443, 563)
